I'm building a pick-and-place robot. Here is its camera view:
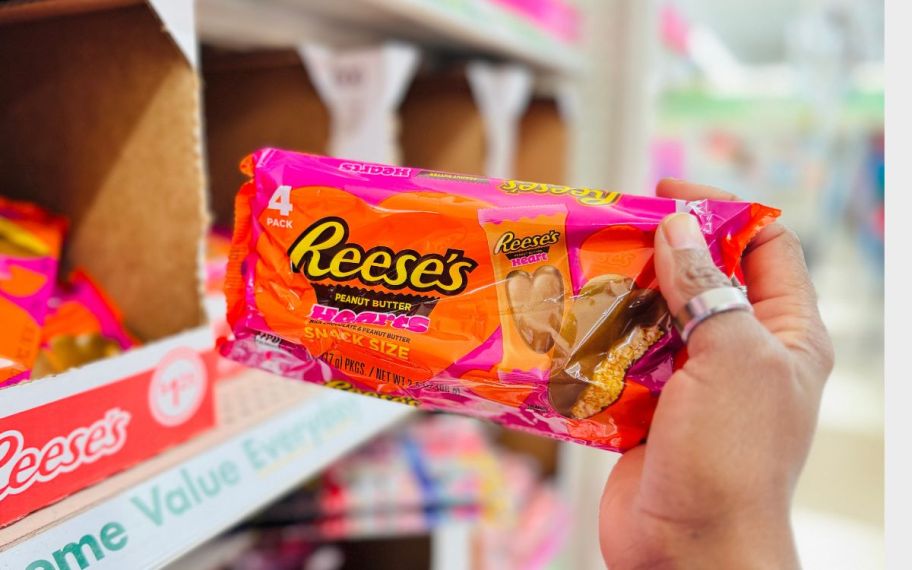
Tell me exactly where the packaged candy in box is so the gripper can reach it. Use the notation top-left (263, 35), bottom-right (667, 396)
top-left (0, 196), bottom-right (66, 387)
top-left (33, 269), bottom-right (138, 377)
top-left (222, 149), bottom-right (779, 451)
top-left (206, 227), bottom-right (233, 295)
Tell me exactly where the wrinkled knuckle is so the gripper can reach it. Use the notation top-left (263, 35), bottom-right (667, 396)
top-left (673, 250), bottom-right (730, 299)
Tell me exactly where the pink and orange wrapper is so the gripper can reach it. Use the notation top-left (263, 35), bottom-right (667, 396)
top-left (0, 197), bottom-right (66, 387)
top-left (221, 149), bottom-right (779, 450)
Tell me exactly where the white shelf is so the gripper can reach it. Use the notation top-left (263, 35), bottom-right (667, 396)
top-left (0, 372), bottom-right (412, 569)
top-left (197, 0), bottom-right (584, 75)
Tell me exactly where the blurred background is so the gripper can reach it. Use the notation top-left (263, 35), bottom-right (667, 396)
top-left (180, 0), bottom-right (884, 568)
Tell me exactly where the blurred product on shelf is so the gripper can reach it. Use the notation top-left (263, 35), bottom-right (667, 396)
top-left (654, 0), bottom-right (883, 273)
top-left (212, 533), bottom-right (432, 570)
top-left (650, 138), bottom-right (686, 194)
top-left (853, 129), bottom-right (884, 277)
top-left (33, 269), bottom-right (139, 378)
top-left (249, 416), bottom-right (508, 538)
top-left (492, 0), bottom-right (580, 44)
top-left (221, 149), bottom-right (778, 450)
top-left (652, 89), bottom-right (883, 271)
top-left (181, 415), bottom-right (569, 570)
top-left (0, 196), bottom-right (144, 382)
top-left (0, 196), bottom-right (66, 386)
top-left (207, 228), bottom-right (234, 295)
top-left (475, 477), bottom-right (569, 570)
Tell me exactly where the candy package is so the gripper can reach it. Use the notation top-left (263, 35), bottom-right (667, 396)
top-left (222, 149), bottom-right (779, 450)
top-left (33, 269), bottom-right (138, 377)
top-left (0, 196), bottom-right (66, 387)
top-left (205, 228), bottom-right (233, 295)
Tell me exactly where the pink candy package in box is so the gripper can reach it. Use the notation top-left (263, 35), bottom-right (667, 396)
top-left (0, 196), bottom-right (66, 387)
top-left (222, 149), bottom-right (778, 450)
top-left (34, 269), bottom-right (138, 377)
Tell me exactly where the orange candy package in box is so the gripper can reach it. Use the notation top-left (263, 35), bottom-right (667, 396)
top-left (221, 149), bottom-right (779, 451)
top-left (0, 196), bottom-right (66, 387)
top-left (33, 269), bottom-right (138, 378)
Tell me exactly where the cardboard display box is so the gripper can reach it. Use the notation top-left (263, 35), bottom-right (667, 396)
top-left (203, 47), bottom-right (329, 226)
top-left (400, 69), bottom-right (487, 176)
top-left (401, 70), bottom-right (566, 185)
top-left (0, 0), bottom-right (215, 528)
top-left (516, 98), bottom-right (569, 186)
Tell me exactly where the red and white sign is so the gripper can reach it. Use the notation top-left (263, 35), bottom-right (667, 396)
top-left (148, 348), bottom-right (207, 426)
top-left (0, 346), bottom-right (216, 527)
top-left (0, 408), bottom-right (131, 501)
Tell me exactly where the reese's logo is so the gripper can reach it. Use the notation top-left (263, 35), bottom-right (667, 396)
top-left (499, 180), bottom-right (621, 207)
top-left (288, 217), bottom-right (478, 295)
top-left (493, 230), bottom-right (561, 256)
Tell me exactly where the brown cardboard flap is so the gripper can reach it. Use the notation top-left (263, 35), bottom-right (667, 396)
top-left (400, 71), bottom-right (486, 176)
top-left (0, 0), bottom-right (141, 25)
top-left (516, 99), bottom-right (569, 186)
top-left (0, 3), bottom-right (205, 339)
top-left (203, 47), bottom-right (329, 226)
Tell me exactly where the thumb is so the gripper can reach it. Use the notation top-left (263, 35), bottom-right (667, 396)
top-left (654, 213), bottom-right (764, 356)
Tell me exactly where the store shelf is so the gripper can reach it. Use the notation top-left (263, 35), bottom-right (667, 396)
top-left (0, 372), bottom-right (413, 569)
top-left (197, 0), bottom-right (584, 75)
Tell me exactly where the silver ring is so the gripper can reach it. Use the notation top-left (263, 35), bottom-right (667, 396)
top-left (675, 286), bottom-right (753, 343)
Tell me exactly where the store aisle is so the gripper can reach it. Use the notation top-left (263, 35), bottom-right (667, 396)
top-left (794, 224), bottom-right (883, 568)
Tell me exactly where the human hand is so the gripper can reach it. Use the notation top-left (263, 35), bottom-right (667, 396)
top-left (598, 180), bottom-right (835, 569)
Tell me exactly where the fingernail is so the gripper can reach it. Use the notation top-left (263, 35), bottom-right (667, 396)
top-left (662, 213), bottom-right (705, 249)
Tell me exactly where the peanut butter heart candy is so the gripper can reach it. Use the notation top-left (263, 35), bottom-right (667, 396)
top-left (480, 205), bottom-right (573, 375)
top-left (504, 265), bottom-right (564, 353)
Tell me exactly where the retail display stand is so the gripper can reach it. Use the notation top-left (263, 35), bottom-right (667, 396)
top-left (0, 0), bottom-right (588, 566)
top-left (400, 69), bottom-right (488, 174)
top-left (197, 0), bottom-right (583, 75)
top-left (0, 0), bottom-right (214, 530)
top-left (466, 62), bottom-right (534, 178)
top-left (0, 373), bottom-right (411, 568)
top-left (301, 43), bottom-right (420, 164)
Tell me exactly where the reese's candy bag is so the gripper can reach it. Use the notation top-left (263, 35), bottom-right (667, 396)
top-left (221, 149), bottom-right (778, 450)
top-left (0, 196), bottom-right (66, 387)
top-left (33, 269), bottom-right (138, 377)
